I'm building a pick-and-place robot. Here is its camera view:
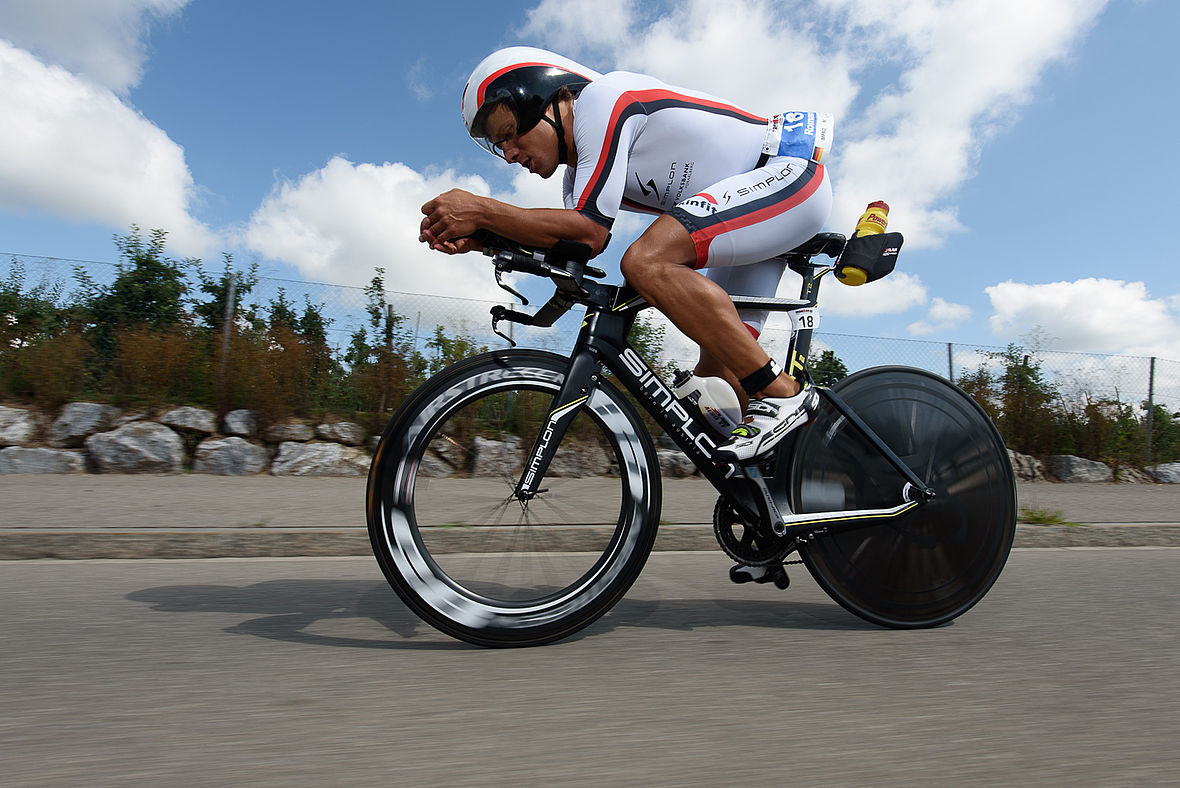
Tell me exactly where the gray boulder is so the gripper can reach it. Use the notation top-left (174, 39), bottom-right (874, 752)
top-left (0, 406), bottom-right (36, 446)
top-left (85, 422), bottom-right (185, 473)
top-left (192, 437), bottom-right (269, 476)
top-left (548, 441), bottom-right (612, 477)
top-left (49, 402), bottom-right (121, 448)
top-left (0, 447), bottom-right (87, 474)
top-left (473, 436), bottom-right (521, 478)
top-left (113, 411), bottom-right (148, 428)
top-left (159, 406), bottom-right (217, 435)
top-left (658, 449), bottom-right (697, 478)
top-left (1007, 449), bottom-right (1045, 482)
top-left (1050, 455), bottom-right (1113, 483)
top-left (429, 436), bottom-right (469, 471)
top-left (316, 421), bottom-right (366, 446)
top-left (1148, 463), bottom-right (1180, 484)
top-left (270, 442), bottom-right (369, 476)
top-left (263, 422), bottom-right (315, 443)
top-left (417, 450), bottom-right (454, 478)
top-left (1114, 466), bottom-right (1155, 484)
top-left (223, 409), bottom-right (258, 437)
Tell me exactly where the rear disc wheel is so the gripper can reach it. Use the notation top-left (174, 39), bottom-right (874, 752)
top-left (790, 366), bottom-right (1016, 628)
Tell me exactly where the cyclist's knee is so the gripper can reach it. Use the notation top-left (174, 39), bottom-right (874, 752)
top-left (621, 239), bottom-right (691, 290)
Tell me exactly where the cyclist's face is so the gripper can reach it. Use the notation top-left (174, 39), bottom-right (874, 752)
top-left (485, 103), bottom-right (559, 178)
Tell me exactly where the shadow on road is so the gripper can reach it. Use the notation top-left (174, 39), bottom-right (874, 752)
top-left (126, 578), bottom-right (874, 650)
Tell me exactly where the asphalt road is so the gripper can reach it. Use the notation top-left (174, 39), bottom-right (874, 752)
top-left (2, 549), bottom-right (1177, 786)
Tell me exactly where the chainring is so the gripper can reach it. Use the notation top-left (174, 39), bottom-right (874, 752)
top-left (712, 497), bottom-right (795, 566)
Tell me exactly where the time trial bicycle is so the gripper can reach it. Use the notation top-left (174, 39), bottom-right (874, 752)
top-left (367, 231), bottom-right (1016, 647)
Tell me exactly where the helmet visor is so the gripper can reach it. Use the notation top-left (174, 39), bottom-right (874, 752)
top-left (470, 99), bottom-right (546, 160)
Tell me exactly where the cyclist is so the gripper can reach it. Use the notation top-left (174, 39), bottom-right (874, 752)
top-left (420, 46), bottom-right (832, 461)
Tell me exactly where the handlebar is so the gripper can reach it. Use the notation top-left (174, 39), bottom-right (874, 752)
top-left (470, 231), bottom-right (610, 346)
top-left (471, 230), bottom-right (607, 280)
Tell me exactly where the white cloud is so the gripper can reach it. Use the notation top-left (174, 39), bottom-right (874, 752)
top-left (815, 271), bottom-right (928, 318)
top-left (523, 0), bottom-right (638, 60)
top-left (908, 296), bottom-right (971, 335)
top-left (244, 157), bottom-right (530, 302)
top-left (521, 0), bottom-right (1109, 249)
top-left (824, 0), bottom-right (1108, 246)
top-left (406, 57), bottom-right (433, 102)
top-left (0, 39), bottom-right (216, 256)
top-left (525, 0), bottom-right (860, 123)
top-left (0, 0), bottom-right (188, 94)
top-left (986, 278), bottom-right (1180, 358)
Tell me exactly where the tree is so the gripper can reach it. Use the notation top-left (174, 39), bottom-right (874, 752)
top-left (809, 349), bottom-right (848, 386)
top-left (343, 268), bottom-right (426, 420)
top-left (72, 227), bottom-right (194, 368)
top-left (0, 260), bottom-right (68, 349)
top-left (960, 344), bottom-right (1059, 457)
top-left (628, 313), bottom-right (669, 378)
top-left (427, 325), bottom-right (486, 375)
top-left (192, 253), bottom-right (259, 333)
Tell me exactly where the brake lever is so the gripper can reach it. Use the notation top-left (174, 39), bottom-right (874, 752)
top-left (494, 264), bottom-right (529, 306)
top-left (489, 305), bottom-right (517, 348)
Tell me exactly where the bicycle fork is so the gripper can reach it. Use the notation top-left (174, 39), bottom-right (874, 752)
top-left (514, 350), bottom-right (602, 501)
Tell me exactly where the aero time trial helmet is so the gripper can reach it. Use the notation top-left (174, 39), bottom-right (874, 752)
top-left (461, 46), bottom-right (601, 159)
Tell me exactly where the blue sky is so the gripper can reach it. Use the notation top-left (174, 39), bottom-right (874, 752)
top-left (2, 0), bottom-right (1178, 361)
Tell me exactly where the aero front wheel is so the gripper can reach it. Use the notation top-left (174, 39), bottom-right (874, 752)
top-left (790, 366), bottom-right (1016, 628)
top-left (367, 349), bottom-right (662, 647)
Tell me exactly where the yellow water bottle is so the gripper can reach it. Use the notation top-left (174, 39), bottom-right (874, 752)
top-left (853, 200), bottom-right (889, 237)
top-left (837, 201), bottom-right (890, 286)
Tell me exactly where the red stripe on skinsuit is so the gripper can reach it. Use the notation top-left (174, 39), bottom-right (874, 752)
top-left (577, 90), bottom-right (767, 212)
top-left (691, 164), bottom-right (825, 269)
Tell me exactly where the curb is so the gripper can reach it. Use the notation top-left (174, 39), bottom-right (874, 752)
top-left (3, 523), bottom-right (1180, 560)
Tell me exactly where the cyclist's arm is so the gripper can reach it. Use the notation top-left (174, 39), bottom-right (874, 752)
top-left (420, 190), bottom-right (608, 255)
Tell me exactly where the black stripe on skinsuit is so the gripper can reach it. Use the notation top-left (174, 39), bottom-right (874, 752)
top-left (577, 95), bottom-right (767, 223)
top-left (669, 159), bottom-right (820, 235)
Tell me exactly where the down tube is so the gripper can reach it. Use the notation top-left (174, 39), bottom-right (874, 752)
top-left (596, 335), bottom-right (753, 501)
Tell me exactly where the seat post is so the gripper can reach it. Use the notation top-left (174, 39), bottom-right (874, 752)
top-left (783, 261), bottom-right (826, 383)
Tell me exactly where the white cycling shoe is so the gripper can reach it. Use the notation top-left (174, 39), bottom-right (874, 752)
top-left (716, 384), bottom-right (819, 462)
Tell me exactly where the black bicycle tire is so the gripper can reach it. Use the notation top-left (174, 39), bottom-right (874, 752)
top-left (789, 366), bottom-right (1016, 629)
top-left (367, 349), bottom-right (662, 647)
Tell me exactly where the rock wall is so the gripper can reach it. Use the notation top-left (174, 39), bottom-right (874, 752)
top-left (6, 402), bottom-right (1176, 483)
top-left (0, 402), bottom-right (377, 477)
top-left (0, 403), bottom-right (704, 479)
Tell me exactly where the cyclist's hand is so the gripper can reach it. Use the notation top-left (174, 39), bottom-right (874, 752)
top-left (420, 189), bottom-right (485, 252)
top-left (421, 233), bottom-right (484, 255)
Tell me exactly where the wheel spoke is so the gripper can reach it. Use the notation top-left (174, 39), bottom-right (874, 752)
top-left (367, 351), bottom-right (661, 646)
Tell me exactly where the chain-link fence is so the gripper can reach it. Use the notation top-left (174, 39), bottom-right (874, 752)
top-left (4, 250), bottom-right (1179, 447)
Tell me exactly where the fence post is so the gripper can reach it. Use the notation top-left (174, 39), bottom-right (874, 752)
top-left (947, 343), bottom-right (954, 382)
top-left (378, 304), bottom-right (394, 415)
top-left (1146, 356), bottom-right (1156, 467)
top-left (218, 272), bottom-right (237, 410)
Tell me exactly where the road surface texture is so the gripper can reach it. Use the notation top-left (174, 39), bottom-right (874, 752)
top-left (1, 549), bottom-right (1176, 786)
top-left (2, 476), bottom-right (1179, 558)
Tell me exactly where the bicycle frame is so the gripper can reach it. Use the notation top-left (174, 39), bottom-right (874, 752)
top-left (505, 253), bottom-right (934, 541)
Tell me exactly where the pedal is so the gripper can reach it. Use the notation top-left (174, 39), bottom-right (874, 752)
top-left (729, 564), bottom-right (769, 584)
top-left (728, 564), bottom-right (790, 589)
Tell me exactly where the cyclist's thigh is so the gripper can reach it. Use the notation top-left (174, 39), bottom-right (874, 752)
top-left (706, 260), bottom-right (786, 337)
top-left (670, 156), bottom-right (833, 269)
